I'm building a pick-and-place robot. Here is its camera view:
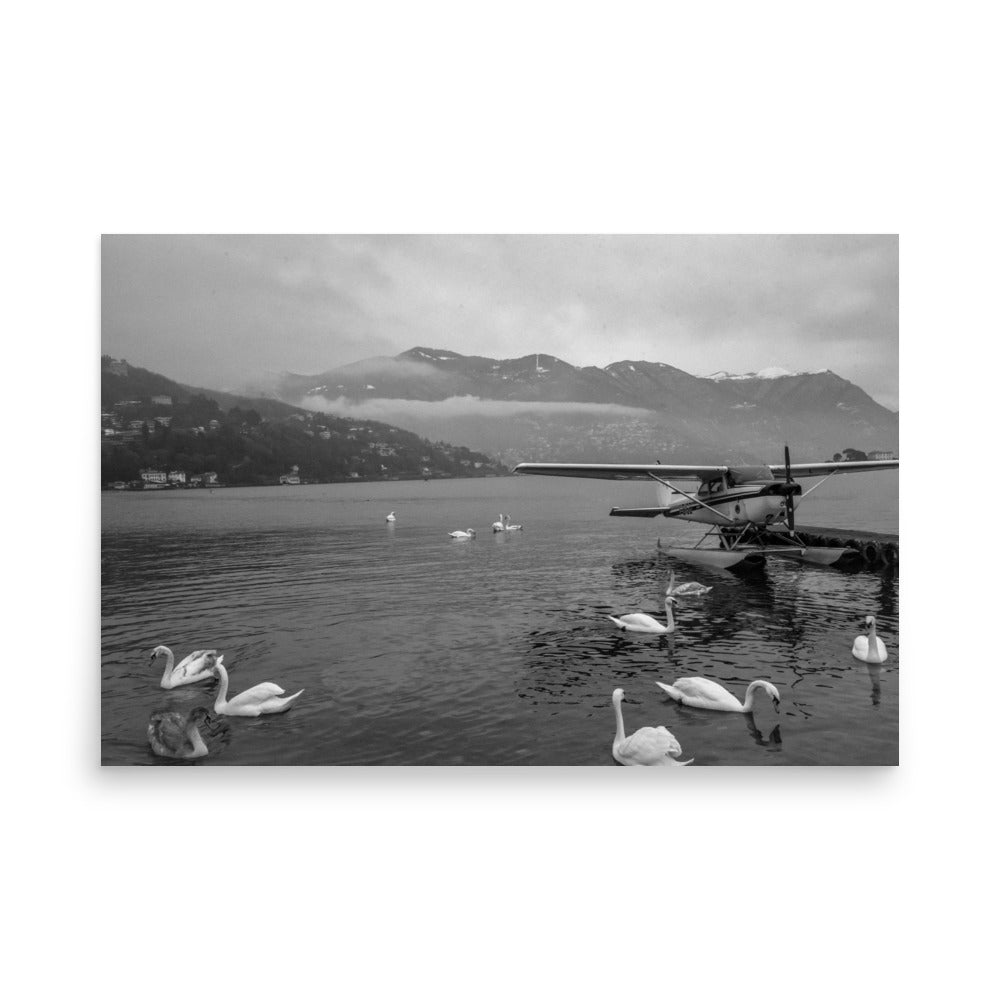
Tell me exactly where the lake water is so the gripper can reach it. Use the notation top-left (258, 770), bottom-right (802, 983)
top-left (101, 472), bottom-right (898, 765)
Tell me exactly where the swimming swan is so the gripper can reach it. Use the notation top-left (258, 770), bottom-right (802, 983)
top-left (665, 569), bottom-right (712, 597)
top-left (655, 677), bottom-right (781, 713)
top-left (448, 529), bottom-right (477, 539)
top-left (147, 707), bottom-right (213, 759)
top-left (611, 688), bottom-right (692, 766)
top-left (386, 511), bottom-right (396, 522)
top-left (608, 595), bottom-right (677, 634)
top-left (852, 615), bottom-right (888, 663)
top-left (150, 645), bottom-right (219, 689)
top-left (503, 514), bottom-right (523, 531)
top-left (492, 514), bottom-right (506, 532)
top-left (211, 658), bottom-right (304, 717)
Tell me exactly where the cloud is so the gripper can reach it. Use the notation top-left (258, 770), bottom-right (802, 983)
top-left (102, 235), bottom-right (898, 409)
top-left (296, 394), bottom-right (655, 423)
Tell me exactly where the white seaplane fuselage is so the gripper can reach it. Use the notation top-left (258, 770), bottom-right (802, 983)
top-left (653, 476), bottom-right (791, 526)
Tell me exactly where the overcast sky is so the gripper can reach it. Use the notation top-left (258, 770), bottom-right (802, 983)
top-left (102, 234), bottom-right (898, 409)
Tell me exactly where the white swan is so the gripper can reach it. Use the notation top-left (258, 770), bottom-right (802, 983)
top-left (211, 657), bottom-right (304, 717)
top-left (448, 528), bottom-right (477, 539)
top-left (386, 511), bottom-right (396, 522)
top-left (852, 615), bottom-right (888, 663)
top-left (608, 595), bottom-right (677, 634)
top-left (150, 645), bottom-right (219, 689)
top-left (655, 677), bottom-right (780, 713)
top-left (503, 514), bottom-right (523, 531)
top-left (665, 569), bottom-right (712, 597)
top-left (491, 514), bottom-right (506, 533)
top-left (611, 688), bottom-right (692, 766)
top-left (147, 707), bottom-right (213, 759)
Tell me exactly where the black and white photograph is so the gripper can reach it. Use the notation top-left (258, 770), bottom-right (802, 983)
top-left (101, 234), bottom-right (898, 765)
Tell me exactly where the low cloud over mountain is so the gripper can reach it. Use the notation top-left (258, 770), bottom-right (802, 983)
top-left (272, 348), bottom-right (898, 466)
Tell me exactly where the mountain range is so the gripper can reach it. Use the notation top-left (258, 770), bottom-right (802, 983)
top-left (270, 348), bottom-right (899, 465)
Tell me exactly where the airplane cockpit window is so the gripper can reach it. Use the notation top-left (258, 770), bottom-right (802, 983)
top-left (730, 466), bottom-right (774, 484)
top-left (698, 478), bottom-right (725, 497)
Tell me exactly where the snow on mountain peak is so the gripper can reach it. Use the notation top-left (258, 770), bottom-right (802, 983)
top-left (709, 366), bottom-right (831, 381)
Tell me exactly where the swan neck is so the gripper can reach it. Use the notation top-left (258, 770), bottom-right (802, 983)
top-left (159, 647), bottom-right (175, 686)
top-left (613, 698), bottom-right (626, 744)
top-left (664, 601), bottom-right (675, 629)
top-left (214, 664), bottom-right (229, 711)
top-left (186, 722), bottom-right (209, 756)
top-left (743, 681), bottom-right (764, 713)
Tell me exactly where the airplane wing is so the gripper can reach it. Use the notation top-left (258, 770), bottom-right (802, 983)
top-left (513, 462), bottom-right (728, 481)
top-left (772, 460), bottom-right (898, 478)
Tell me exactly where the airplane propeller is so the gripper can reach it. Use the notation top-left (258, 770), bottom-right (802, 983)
top-left (781, 443), bottom-right (797, 532)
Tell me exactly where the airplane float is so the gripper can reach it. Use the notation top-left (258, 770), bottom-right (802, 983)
top-left (514, 447), bottom-right (898, 568)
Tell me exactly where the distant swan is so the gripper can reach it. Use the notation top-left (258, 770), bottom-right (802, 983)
top-left (852, 615), bottom-right (888, 663)
top-left (386, 511), bottom-right (396, 522)
top-left (492, 514), bottom-right (506, 533)
top-left (609, 595), bottom-right (677, 634)
top-left (503, 514), bottom-right (523, 531)
top-left (448, 529), bottom-right (477, 539)
top-left (665, 569), bottom-right (712, 597)
top-left (211, 657), bottom-right (304, 717)
top-left (655, 677), bottom-right (780, 713)
top-left (147, 707), bottom-right (213, 759)
top-left (150, 645), bottom-right (219, 690)
top-left (611, 688), bottom-right (692, 766)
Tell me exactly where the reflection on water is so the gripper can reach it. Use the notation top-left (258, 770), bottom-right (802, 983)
top-left (102, 475), bottom-right (898, 765)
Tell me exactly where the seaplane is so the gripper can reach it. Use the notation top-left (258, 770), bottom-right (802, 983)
top-left (513, 447), bottom-right (898, 568)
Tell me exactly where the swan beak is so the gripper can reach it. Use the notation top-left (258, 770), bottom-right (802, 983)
top-left (772, 698), bottom-right (780, 709)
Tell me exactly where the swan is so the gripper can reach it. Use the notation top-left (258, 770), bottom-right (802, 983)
top-left (665, 569), bottom-right (712, 597)
top-left (386, 511), bottom-right (396, 522)
top-left (611, 688), bottom-right (692, 766)
top-left (211, 657), bottom-right (304, 717)
top-left (503, 514), bottom-right (523, 531)
top-left (448, 529), bottom-right (477, 539)
top-left (147, 707), bottom-right (213, 759)
top-left (150, 645), bottom-right (219, 689)
top-left (655, 677), bottom-right (780, 713)
top-left (492, 514), bottom-right (506, 532)
top-left (852, 615), bottom-right (888, 663)
top-left (608, 595), bottom-right (677, 634)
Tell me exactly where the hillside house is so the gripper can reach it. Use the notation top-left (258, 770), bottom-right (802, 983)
top-left (151, 395), bottom-right (173, 406)
top-left (140, 469), bottom-right (167, 484)
top-left (167, 470), bottom-right (187, 485)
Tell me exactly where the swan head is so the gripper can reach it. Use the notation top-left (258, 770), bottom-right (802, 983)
top-left (864, 615), bottom-right (876, 627)
top-left (187, 706), bottom-right (213, 728)
top-left (149, 645), bottom-right (169, 660)
top-left (760, 680), bottom-right (781, 708)
top-left (612, 688), bottom-right (625, 705)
